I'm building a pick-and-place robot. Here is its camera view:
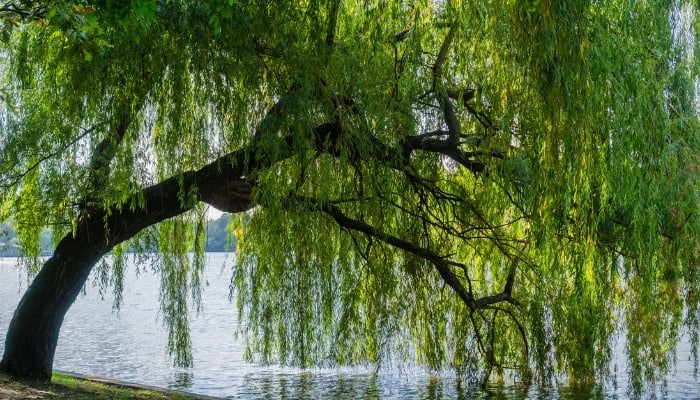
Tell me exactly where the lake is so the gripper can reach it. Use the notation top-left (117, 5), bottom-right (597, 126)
top-left (1, 254), bottom-right (700, 399)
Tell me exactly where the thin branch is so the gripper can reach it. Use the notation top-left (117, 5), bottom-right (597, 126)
top-left (0, 125), bottom-right (100, 189)
top-left (488, 310), bottom-right (501, 372)
top-left (286, 194), bottom-right (479, 309)
top-left (281, 194), bottom-right (522, 311)
top-left (483, 304), bottom-right (530, 366)
top-left (469, 309), bottom-right (492, 378)
top-left (85, 114), bottom-right (132, 204)
top-left (0, 2), bottom-right (48, 21)
top-left (253, 97), bottom-right (288, 144)
top-left (322, 92), bottom-right (494, 175)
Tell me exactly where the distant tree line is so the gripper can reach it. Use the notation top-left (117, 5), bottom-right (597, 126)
top-left (0, 223), bottom-right (52, 257)
top-left (0, 214), bottom-right (234, 256)
top-left (204, 213), bottom-right (236, 252)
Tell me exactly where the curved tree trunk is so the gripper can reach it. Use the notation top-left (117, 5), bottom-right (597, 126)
top-left (0, 179), bottom-right (195, 379)
top-left (0, 172), bottom-right (252, 380)
top-left (0, 236), bottom-right (112, 379)
top-left (0, 136), bottom-right (271, 380)
top-left (0, 93), bottom-right (370, 380)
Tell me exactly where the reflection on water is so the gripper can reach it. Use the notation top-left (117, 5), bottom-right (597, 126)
top-left (172, 371), bottom-right (194, 389)
top-left (1, 255), bottom-right (699, 399)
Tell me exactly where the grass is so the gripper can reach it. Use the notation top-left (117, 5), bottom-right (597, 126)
top-left (0, 371), bottom-right (204, 399)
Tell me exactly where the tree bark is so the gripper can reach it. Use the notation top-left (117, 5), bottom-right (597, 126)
top-left (0, 183), bottom-right (189, 379)
top-left (0, 233), bottom-right (113, 380)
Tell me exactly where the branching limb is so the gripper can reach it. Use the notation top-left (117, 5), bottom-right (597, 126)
top-left (277, 194), bottom-right (521, 312)
top-left (484, 305), bottom-right (530, 364)
top-left (318, 90), bottom-right (495, 175)
top-left (0, 2), bottom-right (48, 21)
top-left (271, 193), bottom-right (479, 309)
top-left (446, 88), bottom-right (493, 129)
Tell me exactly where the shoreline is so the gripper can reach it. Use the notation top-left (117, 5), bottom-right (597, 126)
top-left (0, 371), bottom-right (223, 399)
top-left (54, 370), bottom-right (223, 399)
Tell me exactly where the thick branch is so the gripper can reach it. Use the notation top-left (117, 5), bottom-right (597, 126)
top-left (431, 25), bottom-right (456, 85)
top-left (432, 25), bottom-right (461, 146)
top-left (446, 88), bottom-right (476, 104)
top-left (44, 91), bottom-right (503, 304)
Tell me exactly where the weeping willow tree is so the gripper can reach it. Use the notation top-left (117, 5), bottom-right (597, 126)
top-left (1, 0), bottom-right (699, 392)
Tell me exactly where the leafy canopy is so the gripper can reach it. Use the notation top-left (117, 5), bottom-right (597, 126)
top-left (1, 0), bottom-right (700, 391)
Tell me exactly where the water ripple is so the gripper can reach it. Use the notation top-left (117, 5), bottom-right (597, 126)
top-left (2, 255), bottom-right (700, 399)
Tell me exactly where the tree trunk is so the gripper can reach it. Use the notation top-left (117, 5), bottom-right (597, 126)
top-left (0, 122), bottom-right (344, 381)
top-left (0, 236), bottom-right (110, 380)
top-left (0, 174), bottom-right (201, 380)
top-left (0, 147), bottom-right (262, 380)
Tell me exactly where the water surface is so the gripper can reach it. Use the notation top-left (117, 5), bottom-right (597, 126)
top-left (1, 254), bottom-right (699, 399)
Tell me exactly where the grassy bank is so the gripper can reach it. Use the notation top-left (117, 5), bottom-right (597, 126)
top-left (0, 371), bottom-right (206, 399)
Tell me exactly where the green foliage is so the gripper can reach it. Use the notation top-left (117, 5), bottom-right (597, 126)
top-left (1, 0), bottom-right (700, 393)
